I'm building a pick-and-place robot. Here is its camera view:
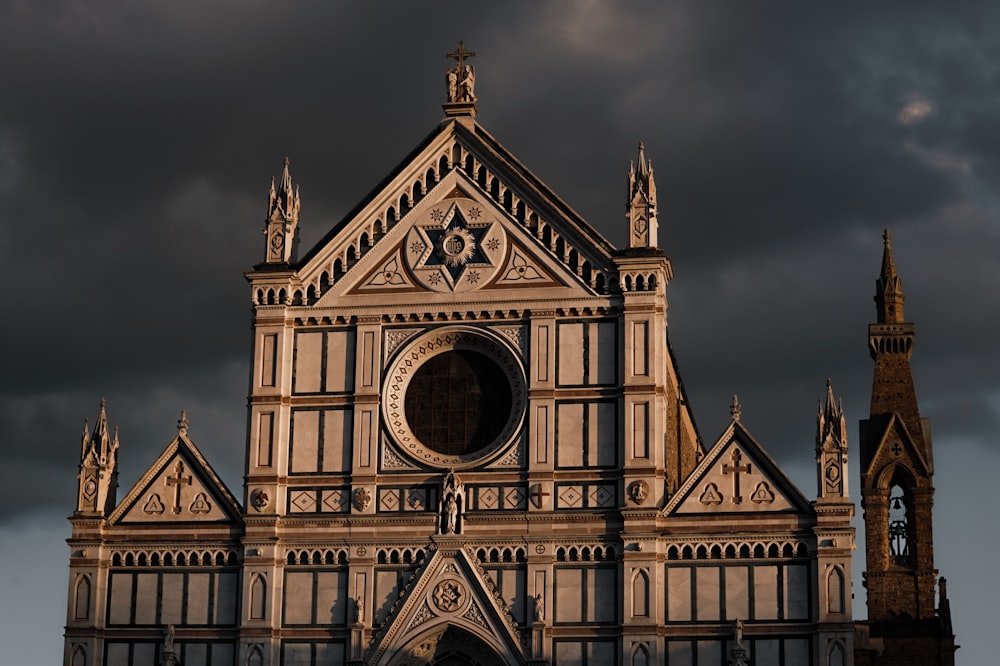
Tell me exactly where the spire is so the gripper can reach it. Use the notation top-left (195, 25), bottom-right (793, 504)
top-left (443, 41), bottom-right (477, 121)
top-left (262, 157), bottom-right (301, 265)
top-left (875, 228), bottom-right (905, 324)
top-left (729, 394), bottom-right (741, 422)
top-left (816, 379), bottom-right (848, 501)
top-left (76, 400), bottom-right (120, 516)
top-left (626, 142), bottom-right (658, 249)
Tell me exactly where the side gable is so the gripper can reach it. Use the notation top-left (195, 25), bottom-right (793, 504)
top-left (109, 433), bottom-right (242, 525)
top-left (664, 421), bottom-right (812, 516)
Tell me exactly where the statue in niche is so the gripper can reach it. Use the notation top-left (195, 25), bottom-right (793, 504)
top-left (443, 493), bottom-right (458, 534)
top-left (160, 624), bottom-right (178, 666)
top-left (533, 594), bottom-right (544, 622)
top-left (439, 470), bottom-right (462, 534)
top-left (353, 596), bottom-right (364, 625)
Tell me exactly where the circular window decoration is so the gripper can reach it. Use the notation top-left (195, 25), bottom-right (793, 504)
top-left (384, 328), bottom-right (525, 468)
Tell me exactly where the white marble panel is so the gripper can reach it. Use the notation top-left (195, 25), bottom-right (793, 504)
top-left (632, 320), bottom-right (648, 376)
top-left (132, 643), bottom-right (155, 663)
top-left (667, 566), bottom-right (691, 621)
top-left (294, 332), bottom-right (323, 393)
top-left (260, 333), bottom-right (277, 387)
top-left (283, 643), bottom-right (311, 666)
top-left (107, 572), bottom-right (133, 625)
top-left (754, 639), bottom-right (780, 666)
top-left (284, 572), bottom-right (314, 624)
top-left (696, 567), bottom-right (720, 621)
top-left (325, 330), bottom-right (355, 392)
top-left (592, 321), bottom-right (617, 384)
top-left (160, 573), bottom-right (184, 624)
top-left (753, 565), bottom-right (779, 620)
top-left (106, 643), bottom-right (129, 663)
top-left (557, 323), bottom-right (584, 385)
top-left (321, 409), bottom-right (352, 472)
top-left (374, 571), bottom-right (400, 625)
top-left (214, 572), bottom-right (237, 624)
top-left (590, 402), bottom-right (617, 467)
top-left (212, 643), bottom-right (234, 664)
top-left (186, 573), bottom-right (209, 625)
top-left (785, 564), bottom-right (809, 620)
top-left (318, 643), bottom-right (346, 663)
top-left (555, 568), bottom-right (583, 623)
top-left (291, 410), bottom-right (320, 473)
top-left (724, 565), bottom-right (749, 620)
top-left (184, 644), bottom-right (207, 665)
top-left (316, 571), bottom-right (347, 626)
top-left (666, 640), bottom-right (693, 666)
top-left (556, 403), bottom-right (584, 467)
top-left (592, 567), bottom-right (616, 622)
top-left (697, 641), bottom-right (720, 665)
top-left (786, 638), bottom-right (810, 664)
top-left (134, 573), bottom-right (158, 624)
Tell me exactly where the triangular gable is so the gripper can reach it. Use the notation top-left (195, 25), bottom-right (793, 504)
top-left (861, 412), bottom-right (931, 479)
top-left (293, 119), bottom-right (616, 305)
top-left (367, 545), bottom-right (525, 665)
top-left (664, 421), bottom-right (812, 516)
top-left (329, 169), bottom-right (581, 302)
top-left (109, 433), bottom-right (242, 524)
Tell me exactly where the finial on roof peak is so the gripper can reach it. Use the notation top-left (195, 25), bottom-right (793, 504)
top-left (177, 410), bottom-right (189, 437)
top-left (443, 41), bottom-right (477, 120)
top-left (729, 395), bottom-right (742, 422)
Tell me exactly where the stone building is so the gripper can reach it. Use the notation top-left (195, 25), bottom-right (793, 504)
top-left (64, 47), bottom-right (954, 665)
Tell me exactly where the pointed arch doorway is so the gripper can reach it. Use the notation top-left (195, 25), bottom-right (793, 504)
top-left (387, 624), bottom-right (509, 666)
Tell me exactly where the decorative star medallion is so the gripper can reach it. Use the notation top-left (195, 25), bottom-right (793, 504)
top-left (405, 199), bottom-right (506, 292)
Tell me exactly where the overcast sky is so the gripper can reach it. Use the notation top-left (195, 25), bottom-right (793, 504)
top-left (0, 2), bottom-right (994, 663)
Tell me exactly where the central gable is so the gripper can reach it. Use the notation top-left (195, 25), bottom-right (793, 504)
top-left (293, 120), bottom-right (616, 308)
top-left (324, 170), bottom-right (584, 304)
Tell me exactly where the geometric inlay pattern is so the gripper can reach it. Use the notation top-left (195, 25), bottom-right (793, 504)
top-left (404, 198), bottom-right (506, 293)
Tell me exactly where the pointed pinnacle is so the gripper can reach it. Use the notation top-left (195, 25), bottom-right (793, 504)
top-left (881, 228), bottom-right (897, 282)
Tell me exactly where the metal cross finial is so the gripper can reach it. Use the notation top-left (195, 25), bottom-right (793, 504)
top-left (447, 41), bottom-right (476, 69)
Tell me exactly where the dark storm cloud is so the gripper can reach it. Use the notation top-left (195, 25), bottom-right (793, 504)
top-left (0, 2), bottom-right (997, 660)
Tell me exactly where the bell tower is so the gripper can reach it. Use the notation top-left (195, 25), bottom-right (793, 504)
top-left (75, 399), bottom-right (119, 516)
top-left (858, 230), bottom-right (956, 664)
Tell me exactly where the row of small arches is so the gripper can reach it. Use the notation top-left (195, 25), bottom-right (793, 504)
top-left (620, 272), bottom-right (660, 293)
top-left (475, 547), bottom-right (527, 563)
top-left (111, 549), bottom-right (239, 567)
top-left (289, 305), bottom-right (613, 328)
top-left (665, 541), bottom-right (808, 560)
top-left (555, 545), bottom-right (616, 562)
top-left (376, 547), bottom-right (427, 565)
top-left (285, 548), bottom-right (349, 566)
top-left (870, 335), bottom-right (914, 355)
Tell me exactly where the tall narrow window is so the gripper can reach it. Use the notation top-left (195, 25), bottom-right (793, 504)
top-left (74, 575), bottom-right (91, 620)
top-left (826, 566), bottom-right (845, 614)
top-left (250, 575), bottom-right (267, 620)
top-left (888, 484), bottom-right (911, 564)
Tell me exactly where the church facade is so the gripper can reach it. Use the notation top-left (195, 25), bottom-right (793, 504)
top-left (64, 48), bottom-right (955, 666)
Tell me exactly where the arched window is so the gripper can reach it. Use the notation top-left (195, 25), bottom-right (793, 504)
top-left (250, 575), bottom-right (266, 620)
top-left (632, 570), bottom-right (650, 617)
top-left (828, 640), bottom-right (846, 666)
top-left (74, 575), bottom-right (91, 620)
top-left (888, 479), bottom-right (912, 565)
top-left (827, 566), bottom-right (845, 614)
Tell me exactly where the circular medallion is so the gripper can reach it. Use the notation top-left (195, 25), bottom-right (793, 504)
top-left (431, 580), bottom-right (467, 613)
top-left (383, 327), bottom-right (525, 469)
top-left (404, 198), bottom-right (506, 293)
